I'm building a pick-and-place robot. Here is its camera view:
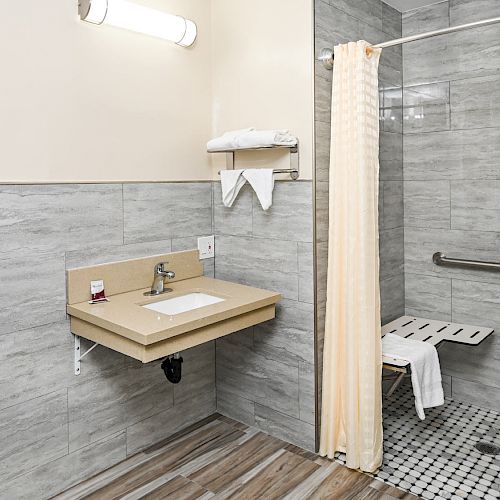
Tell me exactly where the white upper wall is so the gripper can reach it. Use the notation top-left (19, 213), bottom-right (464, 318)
top-left (211, 0), bottom-right (315, 180)
top-left (0, 0), bottom-right (314, 183)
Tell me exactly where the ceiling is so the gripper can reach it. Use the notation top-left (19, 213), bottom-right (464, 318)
top-left (383, 0), bottom-right (444, 12)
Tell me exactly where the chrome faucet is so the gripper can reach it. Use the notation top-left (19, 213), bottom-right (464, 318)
top-left (144, 262), bottom-right (175, 296)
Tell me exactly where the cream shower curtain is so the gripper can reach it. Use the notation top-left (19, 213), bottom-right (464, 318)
top-left (319, 41), bottom-right (383, 473)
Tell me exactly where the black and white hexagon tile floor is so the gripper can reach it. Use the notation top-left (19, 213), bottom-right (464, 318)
top-left (334, 385), bottom-right (500, 500)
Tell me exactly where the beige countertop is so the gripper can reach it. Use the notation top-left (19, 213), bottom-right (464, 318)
top-left (67, 276), bottom-right (281, 346)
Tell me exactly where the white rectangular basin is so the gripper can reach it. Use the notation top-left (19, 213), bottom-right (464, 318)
top-left (143, 292), bottom-right (224, 316)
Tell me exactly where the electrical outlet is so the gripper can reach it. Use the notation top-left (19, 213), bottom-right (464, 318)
top-left (198, 235), bottom-right (215, 260)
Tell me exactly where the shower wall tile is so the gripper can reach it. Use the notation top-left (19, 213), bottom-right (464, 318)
top-left (404, 128), bottom-right (500, 180)
top-left (328, 0), bottom-right (383, 32)
top-left (381, 274), bottom-right (405, 324)
top-left (404, 180), bottom-right (450, 229)
top-left (252, 182), bottom-right (313, 243)
top-left (404, 227), bottom-right (500, 286)
top-left (254, 403), bottom-right (315, 451)
top-left (68, 361), bottom-right (174, 452)
top-left (123, 182), bottom-right (213, 244)
top-left (451, 181), bottom-right (500, 231)
top-left (315, 181), bottom-right (329, 243)
top-left (381, 181), bottom-right (403, 229)
top-left (380, 131), bottom-right (403, 181)
top-left (380, 228), bottom-right (404, 280)
top-left (315, 121), bottom-right (330, 183)
top-left (0, 184), bottom-right (123, 254)
top-left (1, 432), bottom-right (126, 500)
top-left (450, 75), bottom-right (500, 130)
top-left (381, 83), bottom-right (403, 134)
top-left (451, 377), bottom-right (500, 412)
top-left (402, 1), bottom-right (449, 37)
top-left (403, 82), bottom-right (451, 133)
top-left (382, 2), bottom-right (402, 38)
top-left (450, 0), bottom-right (500, 24)
top-left (0, 390), bottom-right (68, 483)
top-left (315, 73), bottom-right (332, 125)
top-left (404, 273), bottom-right (452, 321)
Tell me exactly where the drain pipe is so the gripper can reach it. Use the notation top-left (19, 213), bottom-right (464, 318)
top-left (161, 353), bottom-right (183, 383)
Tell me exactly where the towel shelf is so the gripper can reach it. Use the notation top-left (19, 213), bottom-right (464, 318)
top-left (209, 143), bottom-right (299, 180)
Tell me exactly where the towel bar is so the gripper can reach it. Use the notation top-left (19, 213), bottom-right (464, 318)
top-left (209, 144), bottom-right (299, 180)
top-left (433, 252), bottom-right (500, 271)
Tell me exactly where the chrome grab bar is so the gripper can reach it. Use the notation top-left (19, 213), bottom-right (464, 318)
top-left (432, 252), bottom-right (500, 272)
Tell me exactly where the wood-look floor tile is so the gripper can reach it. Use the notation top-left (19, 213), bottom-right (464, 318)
top-left (219, 449), bottom-right (320, 499)
top-left (306, 464), bottom-right (374, 500)
top-left (187, 432), bottom-right (285, 493)
top-left (141, 475), bottom-right (211, 500)
top-left (85, 421), bottom-right (243, 499)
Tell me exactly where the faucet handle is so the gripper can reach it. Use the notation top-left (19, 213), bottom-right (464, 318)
top-left (164, 271), bottom-right (175, 280)
top-left (154, 263), bottom-right (175, 280)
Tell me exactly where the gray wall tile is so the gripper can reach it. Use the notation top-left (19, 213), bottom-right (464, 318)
top-left (0, 249), bottom-right (66, 336)
top-left (380, 132), bottom-right (403, 181)
top-left (451, 75), bottom-right (500, 130)
top-left (253, 299), bottom-right (314, 366)
top-left (216, 334), bottom-right (300, 418)
top-left (0, 184), bottom-right (123, 254)
top-left (451, 377), bottom-right (500, 412)
top-left (404, 273), bottom-right (452, 321)
top-left (381, 84), bottom-right (403, 134)
top-left (299, 361), bottom-right (315, 425)
top-left (298, 242), bottom-right (314, 304)
top-left (68, 361), bottom-right (174, 451)
top-left (216, 388), bottom-right (255, 427)
top-left (381, 274), bottom-right (405, 324)
top-left (255, 403), bottom-right (315, 451)
top-left (315, 120), bottom-right (331, 182)
top-left (0, 390), bottom-right (68, 483)
top-left (450, 0), bottom-right (500, 24)
top-left (402, 1), bottom-right (449, 37)
top-left (451, 181), bottom-right (500, 231)
top-left (329, 0), bottom-right (383, 31)
top-left (126, 391), bottom-right (216, 456)
top-left (252, 182), bottom-right (313, 243)
top-left (215, 234), bottom-right (299, 300)
top-left (1, 432), bottom-right (126, 500)
top-left (404, 180), bottom-right (450, 229)
top-left (123, 183), bottom-right (212, 244)
top-left (380, 227), bottom-right (404, 280)
top-left (382, 181), bottom-right (403, 230)
top-left (382, 2), bottom-right (402, 38)
top-left (213, 183), bottom-right (253, 237)
top-left (403, 128), bottom-right (500, 180)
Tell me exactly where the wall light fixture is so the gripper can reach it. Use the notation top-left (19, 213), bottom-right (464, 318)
top-left (78, 0), bottom-right (197, 47)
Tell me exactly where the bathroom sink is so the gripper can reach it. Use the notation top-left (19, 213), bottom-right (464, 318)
top-left (142, 292), bottom-right (225, 316)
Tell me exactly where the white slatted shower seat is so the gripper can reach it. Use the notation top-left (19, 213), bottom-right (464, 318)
top-left (382, 316), bottom-right (494, 397)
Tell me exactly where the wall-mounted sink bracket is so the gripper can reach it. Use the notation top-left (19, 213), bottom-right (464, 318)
top-left (74, 335), bottom-right (100, 375)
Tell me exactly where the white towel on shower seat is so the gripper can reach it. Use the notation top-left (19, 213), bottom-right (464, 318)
top-left (220, 169), bottom-right (246, 207)
top-left (382, 333), bottom-right (444, 420)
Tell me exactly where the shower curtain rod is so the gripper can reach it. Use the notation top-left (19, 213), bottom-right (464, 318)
top-left (319, 16), bottom-right (500, 69)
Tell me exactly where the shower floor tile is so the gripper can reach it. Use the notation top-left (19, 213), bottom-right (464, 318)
top-left (335, 385), bottom-right (500, 500)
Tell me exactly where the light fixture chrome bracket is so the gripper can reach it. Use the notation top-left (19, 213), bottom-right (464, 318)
top-left (78, 0), bottom-right (108, 25)
top-left (74, 335), bottom-right (100, 375)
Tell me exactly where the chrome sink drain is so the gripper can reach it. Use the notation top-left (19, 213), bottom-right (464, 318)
top-left (475, 442), bottom-right (500, 456)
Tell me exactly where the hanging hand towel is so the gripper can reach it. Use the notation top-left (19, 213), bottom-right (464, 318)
top-left (382, 334), bottom-right (444, 419)
top-left (207, 128), bottom-right (255, 151)
top-left (242, 169), bottom-right (275, 210)
top-left (220, 169), bottom-right (246, 207)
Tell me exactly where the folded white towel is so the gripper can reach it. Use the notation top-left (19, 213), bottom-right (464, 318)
top-left (383, 334), bottom-right (444, 420)
top-left (242, 169), bottom-right (275, 211)
top-left (234, 130), bottom-right (298, 149)
top-left (207, 128), bottom-right (255, 151)
top-left (207, 129), bottom-right (297, 152)
top-left (220, 169), bottom-right (246, 207)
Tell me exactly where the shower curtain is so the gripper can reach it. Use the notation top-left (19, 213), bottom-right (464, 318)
top-left (319, 41), bottom-right (383, 473)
